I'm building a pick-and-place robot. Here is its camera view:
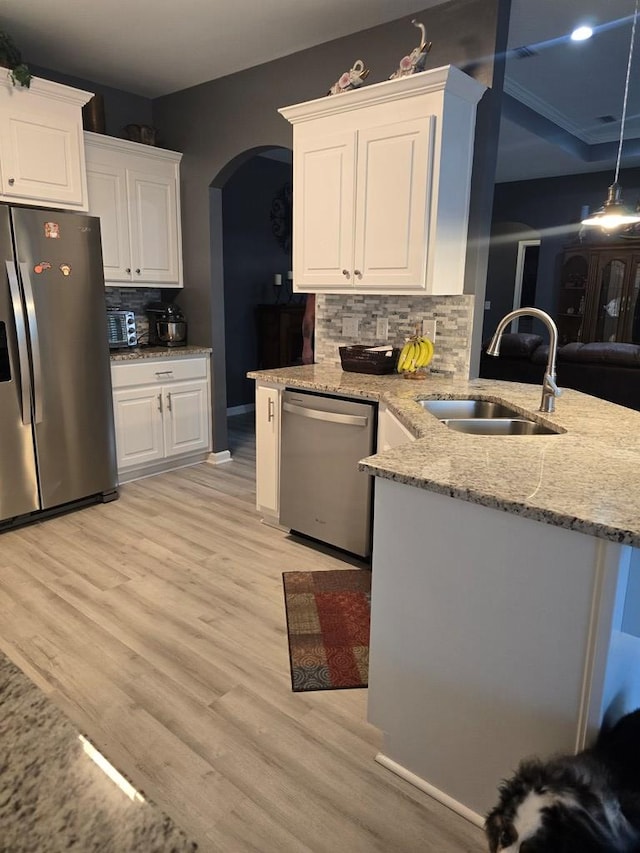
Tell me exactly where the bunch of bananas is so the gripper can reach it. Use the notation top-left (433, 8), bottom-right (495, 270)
top-left (397, 335), bottom-right (434, 374)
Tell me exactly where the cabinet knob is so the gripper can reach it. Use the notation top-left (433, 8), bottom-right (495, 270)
top-left (7, 178), bottom-right (14, 186)
top-left (342, 269), bottom-right (351, 279)
top-left (135, 269), bottom-right (141, 275)
top-left (354, 270), bottom-right (362, 279)
top-left (125, 268), bottom-right (131, 274)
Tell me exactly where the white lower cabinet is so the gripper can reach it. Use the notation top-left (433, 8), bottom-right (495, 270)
top-left (255, 382), bottom-right (282, 522)
top-left (111, 356), bottom-right (211, 483)
top-left (377, 403), bottom-right (416, 451)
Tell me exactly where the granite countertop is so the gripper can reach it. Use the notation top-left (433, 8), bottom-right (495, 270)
top-left (0, 651), bottom-right (198, 852)
top-left (111, 345), bottom-right (212, 362)
top-left (248, 364), bottom-right (640, 547)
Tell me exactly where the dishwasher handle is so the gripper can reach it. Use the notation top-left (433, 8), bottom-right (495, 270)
top-left (283, 400), bottom-right (369, 427)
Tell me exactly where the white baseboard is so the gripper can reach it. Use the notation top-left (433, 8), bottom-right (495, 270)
top-left (227, 404), bottom-right (255, 416)
top-left (207, 450), bottom-right (232, 465)
top-left (374, 753), bottom-right (484, 829)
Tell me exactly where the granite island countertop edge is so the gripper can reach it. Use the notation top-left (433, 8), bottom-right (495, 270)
top-left (248, 365), bottom-right (640, 547)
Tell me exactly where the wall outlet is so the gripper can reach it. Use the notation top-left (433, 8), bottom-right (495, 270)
top-left (484, 300), bottom-right (491, 311)
top-left (342, 316), bottom-right (359, 338)
top-left (376, 317), bottom-right (389, 340)
top-left (421, 318), bottom-right (437, 342)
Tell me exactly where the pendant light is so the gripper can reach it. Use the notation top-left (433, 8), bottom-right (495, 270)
top-left (582, 0), bottom-right (640, 229)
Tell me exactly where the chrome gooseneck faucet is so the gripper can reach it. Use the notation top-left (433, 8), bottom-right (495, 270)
top-left (486, 308), bottom-right (561, 413)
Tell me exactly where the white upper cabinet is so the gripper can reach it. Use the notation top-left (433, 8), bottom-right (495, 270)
top-left (85, 132), bottom-right (183, 288)
top-left (0, 75), bottom-right (91, 210)
top-left (279, 66), bottom-right (486, 295)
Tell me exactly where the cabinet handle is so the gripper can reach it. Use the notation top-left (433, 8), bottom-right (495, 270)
top-left (342, 269), bottom-right (351, 279)
top-left (157, 392), bottom-right (163, 413)
top-left (155, 370), bottom-right (173, 377)
top-left (126, 268), bottom-right (131, 274)
top-left (354, 269), bottom-right (362, 279)
top-left (7, 178), bottom-right (14, 186)
top-left (267, 397), bottom-right (275, 422)
top-left (135, 268), bottom-right (141, 274)
top-left (167, 392), bottom-right (172, 411)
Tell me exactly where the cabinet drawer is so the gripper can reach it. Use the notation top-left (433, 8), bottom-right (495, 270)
top-left (111, 356), bottom-right (208, 389)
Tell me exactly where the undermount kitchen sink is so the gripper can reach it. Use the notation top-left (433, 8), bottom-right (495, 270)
top-left (419, 398), bottom-right (561, 436)
top-left (441, 418), bottom-right (559, 436)
top-left (419, 399), bottom-right (522, 420)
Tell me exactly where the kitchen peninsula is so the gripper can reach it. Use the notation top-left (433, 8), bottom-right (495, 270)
top-left (250, 364), bottom-right (640, 823)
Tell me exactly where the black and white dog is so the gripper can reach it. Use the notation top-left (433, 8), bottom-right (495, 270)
top-left (485, 709), bottom-right (640, 852)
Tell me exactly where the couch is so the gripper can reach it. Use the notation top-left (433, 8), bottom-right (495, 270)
top-left (479, 333), bottom-right (640, 412)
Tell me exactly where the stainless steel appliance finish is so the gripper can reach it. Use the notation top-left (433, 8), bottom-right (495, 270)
top-left (279, 390), bottom-right (375, 558)
top-left (107, 309), bottom-right (137, 348)
top-left (156, 319), bottom-right (187, 345)
top-left (0, 206), bottom-right (117, 527)
top-left (147, 302), bottom-right (187, 347)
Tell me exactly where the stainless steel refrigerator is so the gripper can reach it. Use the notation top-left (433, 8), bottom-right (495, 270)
top-left (0, 205), bottom-right (117, 529)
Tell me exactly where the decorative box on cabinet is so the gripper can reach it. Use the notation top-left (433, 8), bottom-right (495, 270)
top-left (85, 132), bottom-right (183, 288)
top-left (256, 304), bottom-right (305, 368)
top-left (557, 244), bottom-right (640, 344)
top-left (0, 75), bottom-right (91, 210)
top-left (279, 65), bottom-right (486, 295)
top-left (110, 355), bottom-right (211, 483)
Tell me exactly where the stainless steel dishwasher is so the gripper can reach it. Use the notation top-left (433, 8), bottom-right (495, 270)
top-left (279, 389), bottom-right (375, 558)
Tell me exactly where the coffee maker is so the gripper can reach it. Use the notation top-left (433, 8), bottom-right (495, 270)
top-left (147, 302), bottom-right (188, 347)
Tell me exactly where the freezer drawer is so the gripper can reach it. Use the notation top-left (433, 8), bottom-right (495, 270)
top-left (279, 390), bottom-right (375, 558)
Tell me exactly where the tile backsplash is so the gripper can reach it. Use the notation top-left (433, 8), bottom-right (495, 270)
top-left (104, 287), bottom-right (161, 344)
top-left (314, 293), bottom-right (475, 377)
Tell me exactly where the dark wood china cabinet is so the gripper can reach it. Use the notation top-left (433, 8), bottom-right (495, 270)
top-left (557, 243), bottom-right (640, 344)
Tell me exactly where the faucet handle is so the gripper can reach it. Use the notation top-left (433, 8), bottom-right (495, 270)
top-left (544, 373), bottom-right (562, 397)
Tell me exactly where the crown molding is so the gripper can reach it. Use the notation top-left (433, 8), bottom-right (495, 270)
top-left (279, 65), bottom-right (486, 124)
top-left (1, 73), bottom-right (93, 107)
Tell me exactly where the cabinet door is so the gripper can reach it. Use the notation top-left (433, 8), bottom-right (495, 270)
top-left (255, 384), bottom-right (280, 516)
top-left (557, 251), bottom-right (589, 344)
top-left (293, 131), bottom-right (356, 289)
top-left (589, 254), bottom-right (629, 343)
top-left (113, 386), bottom-right (165, 470)
top-left (86, 162), bottom-right (132, 282)
top-left (163, 380), bottom-right (210, 458)
top-left (377, 405), bottom-right (416, 451)
top-left (621, 257), bottom-right (640, 344)
top-left (0, 94), bottom-right (86, 207)
top-left (126, 168), bottom-right (181, 285)
top-left (354, 117), bottom-right (434, 289)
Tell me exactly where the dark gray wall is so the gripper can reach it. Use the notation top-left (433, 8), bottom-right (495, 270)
top-left (223, 155), bottom-right (292, 409)
top-left (30, 64), bottom-right (153, 140)
top-left (488, 167), bottom-right (640, 338)
top-left (152, 0), bottom-right (509, 452)
top-left (484, 221), bottom-right (540, 338)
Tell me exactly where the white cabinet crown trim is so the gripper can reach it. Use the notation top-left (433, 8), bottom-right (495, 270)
top-left (3, 74), bottom-right (93, 108)
top-left (84, 130), bottom-right (183, 164)
top-left (278, 65), bottom-right (485, 124)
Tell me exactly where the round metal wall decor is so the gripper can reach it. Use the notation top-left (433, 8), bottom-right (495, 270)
top-left (270, 182), bottom-right (292, 253)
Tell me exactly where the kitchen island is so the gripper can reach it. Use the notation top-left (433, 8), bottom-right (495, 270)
top-left (249, 364), bottom-right (640, 823)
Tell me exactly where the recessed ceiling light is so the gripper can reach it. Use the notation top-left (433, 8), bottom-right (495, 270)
top-left (571, 25), bottom-right (594, 41)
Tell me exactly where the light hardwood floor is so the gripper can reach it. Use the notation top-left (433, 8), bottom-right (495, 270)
top-left (0, 413), bottom-right (485, 852)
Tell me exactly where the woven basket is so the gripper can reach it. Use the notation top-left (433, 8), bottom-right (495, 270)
top-left (339, 345), bottom-right (400, 375)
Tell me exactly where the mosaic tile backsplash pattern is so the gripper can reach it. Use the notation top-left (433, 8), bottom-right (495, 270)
top-left (314, 294), bottom-right (476, 378)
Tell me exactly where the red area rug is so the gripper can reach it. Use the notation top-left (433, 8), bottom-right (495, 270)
top-left (282, 569), bottom-right (371, 692)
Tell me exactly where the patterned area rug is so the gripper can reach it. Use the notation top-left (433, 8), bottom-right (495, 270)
top-left (282, 569), bottom-right (371, 692)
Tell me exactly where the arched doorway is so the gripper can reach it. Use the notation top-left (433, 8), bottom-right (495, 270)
top-left (208, 145), bottom-right (292, 455)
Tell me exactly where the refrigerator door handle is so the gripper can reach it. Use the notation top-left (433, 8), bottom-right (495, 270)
top-left (19, 262), bottom-right (43, 424)
top-left (6, 260), bottom-right (32, 425)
